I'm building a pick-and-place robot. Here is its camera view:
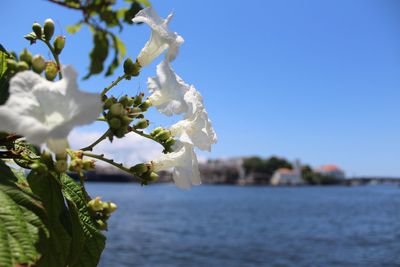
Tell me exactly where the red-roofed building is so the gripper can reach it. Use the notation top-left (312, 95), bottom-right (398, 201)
top-left (315, 165), bottom-right (345, 179)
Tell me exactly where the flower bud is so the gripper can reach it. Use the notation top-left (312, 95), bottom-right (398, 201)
top-left (88, 197), bottom-right (103, 212)
top-left (70, 158), bottom-right (84, 172)
top-left (133, 93), bottom-right (143, 106)
top-left (135, 119), bottom-right (149, 129)
top-left (120, 115), bottom-right (133, 126)
top-left (24, 32), bottom-right (37, 44)
top-left (83, 159), bottom-right (95, 170)
top-left (32, 23), bottom-right (42, 38)
top-left (155, 130), bottom-right (171, 141)
top-left (109, 103), bottom-right (124, 117)
top-left (102, 202), bottom-right (117, 214)
top-left (139, 100), bottom-right (151, 112)
top-left (103, 97), bottom-right (116, 109)
top-left (19, 48), bottom-right (32, 65)
top-left (108, 118), bottom-right (122, 129)
top-left (6, 59), bottom-right (17, 71)
top-left (45, 61), bottom-right (58, 81)
top-left (150, 127), bottom-right (163, 137)
top-left (119, 95), bottom-right (129, 107)
top-left (55, 160), bottom-right (67, 172)
top-left (130, 163), bottom-right (148, 175)
top-left (96, 220), bottom-right (107, 230)
top-left (53, 36), bottom-right (65, 54)
top-left (40, 150), bottom-right (54, 167)
top-left (129, 107), bottom-right (141, 118)
top-left (43, 18), bottom-right (55, 41)
top-left (149, 172), bottom-right (159, 181)
top-left (31, 55), bottom-right (46, 74)
top-left (16, 61), bottom-right (29, 72)
top-left (165, 137), bottom-right (176, 147)
top-left (123, 57), bottom-right (140, 76)
top-left (127, 97), bottom-right (135, 106)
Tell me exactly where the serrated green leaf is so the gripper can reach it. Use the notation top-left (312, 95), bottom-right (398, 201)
top-left (0, 161), bottom-right (49, 267)
top-left (66, 22), bottom-right (83, 34)
top-left (27, 171), bottom-right (72, 266)
top-left (61, 174), bottom-right (106, 267)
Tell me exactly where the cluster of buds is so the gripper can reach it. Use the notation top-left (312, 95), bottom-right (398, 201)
top-left (87, 197), bottom-right (117, 230)
top-left (68, 150), bottom-right (95, 173)
top-left (103, 93), bottom-right (151, 138)
top-left (150, 127), bottom-right (175, 153)
top-left (6, 49), bottom-right (47, 77)
top-left (22, 18), bottom-right (65, 81)
top-left (129, 163), bottom-right (158, 186)
top-left (123, 57), bottom-right (141, 79)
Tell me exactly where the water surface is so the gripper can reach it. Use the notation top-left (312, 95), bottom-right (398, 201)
top-left (86, 184), bottom-right (400, 267)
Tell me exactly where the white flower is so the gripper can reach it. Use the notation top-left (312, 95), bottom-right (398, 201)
top-left (167, 85), bottom-right (217, 151)
top-left (0, 66), bottom-right (102, 153)
top-left (170, 109), bottom-right (217, 152)
top-left (132, 7), bottom-right (184, 66)
top-left (152, 142), bottom-right (201, 189)
top-left (147, 60), bottom-right (190, 116)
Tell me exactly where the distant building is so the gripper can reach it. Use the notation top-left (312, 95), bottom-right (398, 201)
top-left (270, 160), bottom-right (303, 185)
top-left (315, 165), bottom-right (345, 179)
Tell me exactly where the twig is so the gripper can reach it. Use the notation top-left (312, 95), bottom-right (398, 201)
top-left (80, 130), bottom-right (110, 151)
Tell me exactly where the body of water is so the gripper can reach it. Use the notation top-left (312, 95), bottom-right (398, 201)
top-left (86, 184), bottom-right (400, 267)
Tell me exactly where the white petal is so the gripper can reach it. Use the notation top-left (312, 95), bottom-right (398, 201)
top-left (133, 7), bottom-right (184, 66)
top-left (152, 142), bottom-right (200, 189)
top-left (0, 66), bottom-right (102, 152)
top-left (147, 60), bottom-right (189, 116)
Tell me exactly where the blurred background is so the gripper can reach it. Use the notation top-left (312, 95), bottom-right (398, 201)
top-left (2, 0), bottom-right (400, 266)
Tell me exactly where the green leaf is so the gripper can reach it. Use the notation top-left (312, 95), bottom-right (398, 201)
top-left (27, 171), bottom-right (72, 267)
top-left (66, 22), bottom-right (83, 34)
top-left (136, 0), bottom-right (151, 7)
top-left (61, 174), bottom-right (106, 267)
top-left (0, 44), bottom-right (10, 105)
top-left (83, 30), bottom-right (109, 80)
top-left (105, 35), bottom-right (126, 76)
top-left (0, 161), bottom-right (49, 267)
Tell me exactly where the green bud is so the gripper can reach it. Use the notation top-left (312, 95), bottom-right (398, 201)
top-left (109, 118), bottom-right (122, 129)
top-left (102, 202), bottom-right (117, 214)
top-left (123, 57), bottom-right (140, 76)
top-left (19, 48), bottom-right (32, 65)
top-left (139, 100), bottom-right (151, 111)
top-left (83, 159), bottom-right (95, 170)
top-left (31, 55), bottom-right (46, 74)
top-left (109, 103), bottom-right (124, 117)
top-left (149, 172), bottom-right (159, 181)
top-left (88, 197), bottom-right (103, 212)
top-left (43, 18), bottom-right (55, 41)
top-left (40, 150), bottom-right (54, 167)
top-left (133, 93), bottom-right (143, 106)
top-left (155, 130), bottom-right (171, 141)
top-left (53, 36), bottom-right (65, 54)
top-left (24, 32), bottom-right (37, 44)
top-left (55, 160), bottom-right (67, 172)
top-left (127, 97), bottom-right (135, 106)
top-left (16, 61), bottom-right (29, 72)
top-left (150, 127), bottom-right (163, 137)
top-left (129, 107), bottom-right (141, 118)
top-left (165, 137), bottom-right (176, 147)
top-left (10, 51), bottom-right (18, 60)
top-left (32, 23), bottom-right (42, 38)
top-left (135, 119), bottom-right (149, 129)
top-left (121, 115), bottom-right (133, 126)
top-left (96, 220), bottom-right (107, 230)
top-left (103, 97), bottom-right (116, 109)
top-left (6, 59), bottom-right (17, 71)
top-left (119, 95), bottom-right (129, 107)
top-left (130, 163), bottom-right (148, 176)
top-left (45, 61), bottom-right (58, 81)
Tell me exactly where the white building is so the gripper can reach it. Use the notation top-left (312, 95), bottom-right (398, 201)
top-left (315, 165), bottom-right (345, 179)
top-left (270, 160), bottom-right (303, 185)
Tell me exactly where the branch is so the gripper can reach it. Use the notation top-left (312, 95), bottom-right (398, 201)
top-left (101, 74), bottom-right (127, 96)
top-left (80, 130), bottom-right (110, 151)
top-left (46, 0), bottom-right (84, 10)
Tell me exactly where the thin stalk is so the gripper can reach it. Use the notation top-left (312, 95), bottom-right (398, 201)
top-left (101, 74), bottom-right (127, 96)
top-left (82, 151), bottom-right (134, 177)
top-left (80, 130), bottom-right (110, 151)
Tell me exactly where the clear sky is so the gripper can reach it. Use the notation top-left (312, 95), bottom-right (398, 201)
top-left (2, 0), bottom-right (400, 177)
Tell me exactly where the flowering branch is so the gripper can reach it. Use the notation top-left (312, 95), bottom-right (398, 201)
top-left (38, 39), bottom-right (63, 79)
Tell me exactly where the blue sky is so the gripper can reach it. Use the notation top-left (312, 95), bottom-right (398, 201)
top-left (2, 0), bottom-right (400, 176)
